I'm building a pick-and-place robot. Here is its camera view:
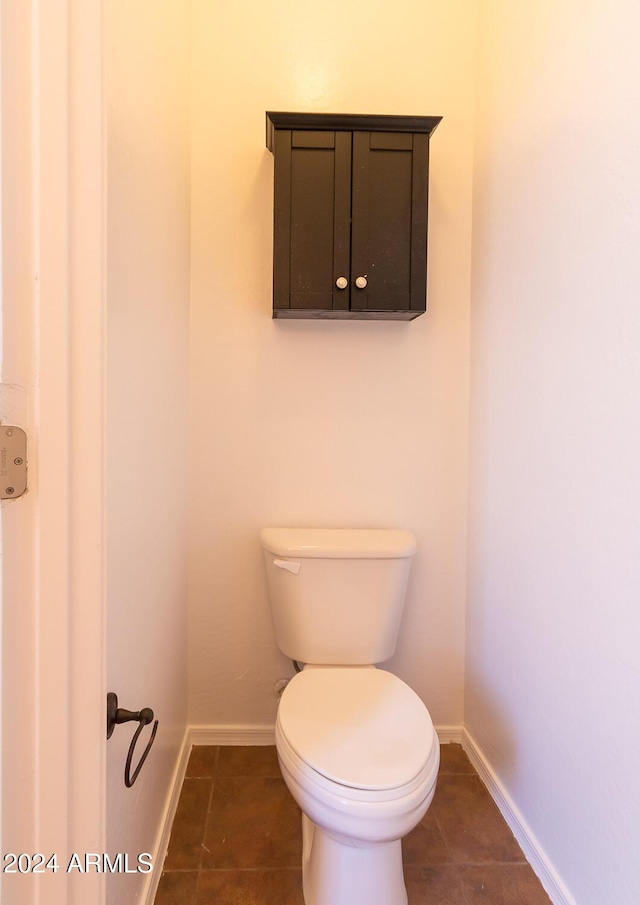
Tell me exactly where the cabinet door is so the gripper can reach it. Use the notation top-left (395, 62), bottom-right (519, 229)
top-left (351, 132), bottom-right (430, 314)
top-left (273, 129), bottom-right (352, 312)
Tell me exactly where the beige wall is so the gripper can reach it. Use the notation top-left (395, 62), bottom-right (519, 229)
top-left (188, 0), bottom-right (476, 729)
top-left (468, 2), bottom-right (640, 903)
top-left (106, 3), bottom-right (190, 902)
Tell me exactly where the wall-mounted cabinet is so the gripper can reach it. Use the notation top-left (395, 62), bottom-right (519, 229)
top-left (266, 112), bottom-right (441, 321)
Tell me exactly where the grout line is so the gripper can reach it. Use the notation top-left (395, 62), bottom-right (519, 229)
top-left (191, 868), bottom-right (201, 905)
top-left (156, 868), bottom-right (200, 873)
top-left (194, 867), bottom-right (303, 872)
top-left (457, 863), bottom-right (474, 905)
top-left (191, 750), bottom-right (218, 905)
top-left (190, 870), bottom-right (199, 905)
top-left (198, 771), bottom-right (217, 872)
top-left (430, 807), bottom-right (455, 866)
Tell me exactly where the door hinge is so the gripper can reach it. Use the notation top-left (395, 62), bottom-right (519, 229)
top-left (1, 425), bottom-right (27, 499)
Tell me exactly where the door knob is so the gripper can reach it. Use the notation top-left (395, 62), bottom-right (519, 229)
top-left (355, 276), bottom-right (367, 289)
top-left (335, 276), bottom-right (348, 289)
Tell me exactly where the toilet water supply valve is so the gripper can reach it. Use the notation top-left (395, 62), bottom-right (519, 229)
top-left (107, 692), bottom-right (158, 788)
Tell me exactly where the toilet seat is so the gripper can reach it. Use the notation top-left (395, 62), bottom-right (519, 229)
top-left (278, 668), bottom-right (435, 792)
top-left (276, 717), bottom-right (439, 808)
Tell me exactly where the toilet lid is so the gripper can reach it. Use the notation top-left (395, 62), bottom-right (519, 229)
top-left (278, 668), bottom-right (435, 791)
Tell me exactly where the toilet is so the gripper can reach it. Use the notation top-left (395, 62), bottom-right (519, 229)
top-left (260, 528), bottom-right (439, 905)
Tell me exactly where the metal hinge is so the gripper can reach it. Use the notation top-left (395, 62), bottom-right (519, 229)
top-left (1, 425), bottom-right (27, 499)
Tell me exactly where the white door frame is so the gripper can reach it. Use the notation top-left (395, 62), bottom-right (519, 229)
top-left (2, 2), bottom-right (106, 903)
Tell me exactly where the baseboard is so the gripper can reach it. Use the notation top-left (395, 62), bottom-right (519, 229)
top-left (433, 724), bottom-right (463, 744)
top-left (189, 723), bottom-right (276, 745)
top-left (187, 723), bottom-right (462, 747)
top-left (461, 728), bottom-right (575, 905)
top-left (140, 728), bottom-right (192, 905)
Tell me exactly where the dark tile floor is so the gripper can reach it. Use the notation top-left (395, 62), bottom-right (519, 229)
top-left (154, 744), bottom-right (552, 905)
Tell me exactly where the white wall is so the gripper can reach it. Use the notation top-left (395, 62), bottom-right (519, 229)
top-left (188, 0), bottom-right (476, 730)
top-left (106, 3), bottom-right (190, 902)
top-left (467, 2), bottom-right (640, 903)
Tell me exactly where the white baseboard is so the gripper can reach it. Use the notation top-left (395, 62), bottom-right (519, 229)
top-left (188, 723), bottom-right (462, 747)
top-left (189, 723), bottom-right (276, 745)
top-left (433, 724), bottom-right (463, 744)
top-left (141, 728), bottom-right (192, 905)
top-left (461, 728), bottom-right (575, 905)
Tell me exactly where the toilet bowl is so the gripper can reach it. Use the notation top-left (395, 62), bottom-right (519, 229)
top-left (275, 666), bottom-right (439, 905)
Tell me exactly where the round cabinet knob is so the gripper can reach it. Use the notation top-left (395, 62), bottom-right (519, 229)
top-left (355, 276), bottom-right (368, 289)
top-left (335, 276), bottom-right (349, 290)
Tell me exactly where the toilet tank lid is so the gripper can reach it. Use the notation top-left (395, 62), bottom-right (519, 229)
top-left (260, 528), bottom-right (416, 559)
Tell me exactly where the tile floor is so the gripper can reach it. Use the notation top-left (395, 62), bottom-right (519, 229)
top-left (154, 744), bottom-right (552, 905)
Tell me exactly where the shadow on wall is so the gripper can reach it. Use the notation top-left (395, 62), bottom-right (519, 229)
top-left (465, 671), bottom-right (518, 779)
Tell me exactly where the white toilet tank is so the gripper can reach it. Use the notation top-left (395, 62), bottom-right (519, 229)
top-left (260, 528), bottom-right (417, 665)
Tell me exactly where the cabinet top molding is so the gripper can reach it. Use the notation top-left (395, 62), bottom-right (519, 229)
top-left (266, 111), bottom-right (442, 152)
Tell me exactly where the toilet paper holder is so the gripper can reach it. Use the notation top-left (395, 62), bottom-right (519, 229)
top-left (107, 692), bottom-right (159, 788)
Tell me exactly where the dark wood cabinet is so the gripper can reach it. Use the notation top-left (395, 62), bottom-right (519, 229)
top-left (266, 112), bottom-right (441, 321)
